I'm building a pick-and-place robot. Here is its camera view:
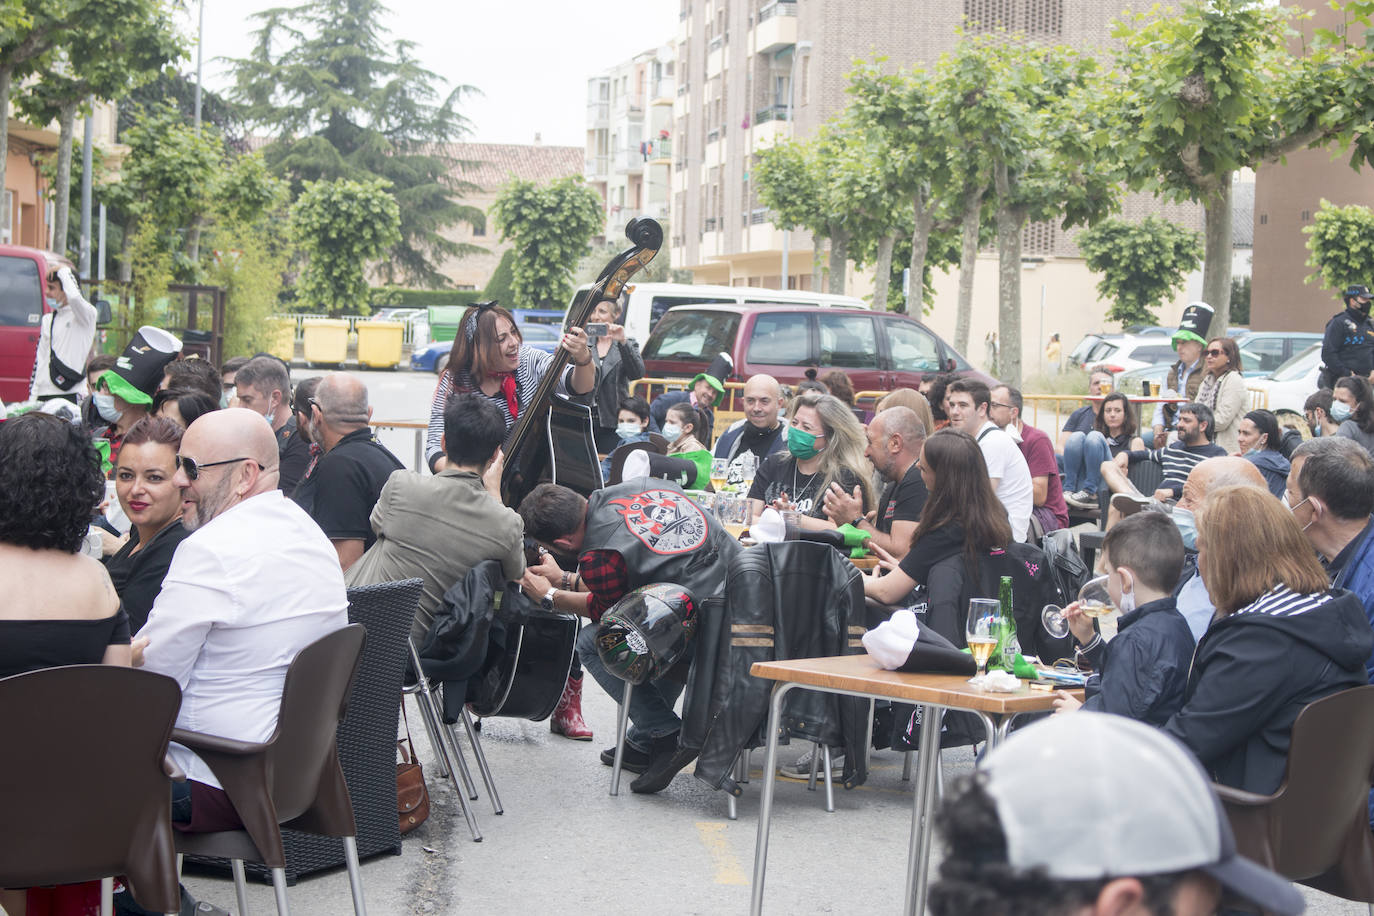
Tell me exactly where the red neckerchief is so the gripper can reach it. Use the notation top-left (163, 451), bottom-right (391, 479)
top-left (496, 373), bottom-right (519, 420)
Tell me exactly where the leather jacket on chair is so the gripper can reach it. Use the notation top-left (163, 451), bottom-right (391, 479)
top-left (686, 541), bottom-right (869, 794)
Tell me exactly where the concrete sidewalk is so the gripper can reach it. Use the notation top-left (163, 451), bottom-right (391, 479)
top-left (181, 681), bottom-right (1368, 915)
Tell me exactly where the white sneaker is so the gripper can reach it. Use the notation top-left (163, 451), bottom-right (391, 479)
top-left (777, 747), bottom-right (844, 780)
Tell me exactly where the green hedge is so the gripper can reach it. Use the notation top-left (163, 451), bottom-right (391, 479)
top-left (370, 287), bottom-right (488, 308)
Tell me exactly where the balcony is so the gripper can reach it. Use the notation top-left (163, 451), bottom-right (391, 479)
top-left (650, 78), bottom-right (675, 103)
top-left (585, 155), bottom-right (609, 178)
top-left (607, 208), bottom-right (646, 237)
top-left (615, 147), bottom-right (645, 175)
top-left (754, 103), bottom-right (790, 124)
top-left (587, 100), bottom-right (609, 126)
top-left (754, 1), bottom-right (797, 54)
top-left (647, 137), bottom-right (672, 162)
top-left (757, 0), bottom-right (797, 22)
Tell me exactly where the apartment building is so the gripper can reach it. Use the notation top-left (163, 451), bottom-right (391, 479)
top-left (1251, 0), bottom-right (1374, 332)
top-left (585, 47), bottom-right (676, 244)
top-left (666, 0), bottom-right (1244, 374)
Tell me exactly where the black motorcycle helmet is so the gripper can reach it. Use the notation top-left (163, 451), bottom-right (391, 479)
top-left (594, 583), bottom-right (699, 685)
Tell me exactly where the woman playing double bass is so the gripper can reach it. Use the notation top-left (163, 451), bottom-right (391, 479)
top-left (425, 302), bottom-right (597, 474)
top-left (422, 300), bottom-right (599, 741)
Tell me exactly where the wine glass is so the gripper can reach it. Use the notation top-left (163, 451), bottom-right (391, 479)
top-left (966, 598), bottom-right (1001, 683)
top-left (738, 452), bottom-right (757, 492)
top-left (1042, 575), bottom-right (1114, 639)
top-left (710, 457), bottom-right (731, 493)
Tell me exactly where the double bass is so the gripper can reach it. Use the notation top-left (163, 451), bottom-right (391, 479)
top-left (469, 218), bottom-right (663, 721)
top-left (500, 215), bottom-right (663, 507)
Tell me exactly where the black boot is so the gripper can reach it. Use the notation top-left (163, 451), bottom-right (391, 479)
top-left (630, 731), bottom-right (698, 794)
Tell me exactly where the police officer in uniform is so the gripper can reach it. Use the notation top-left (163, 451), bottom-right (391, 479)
top-left (1320, 284), bottom-right (1374, 389)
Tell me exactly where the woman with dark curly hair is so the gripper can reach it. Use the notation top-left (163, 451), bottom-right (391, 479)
top-left (0, 414), bottom-right (131, 916)
top-left (104, 416), bottom-right (191, 631)
top-left (0, 411), bottom-right (129, 679)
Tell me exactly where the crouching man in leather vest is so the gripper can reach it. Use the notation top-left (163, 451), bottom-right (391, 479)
top-left (518, 479), bottom-right (740, 794)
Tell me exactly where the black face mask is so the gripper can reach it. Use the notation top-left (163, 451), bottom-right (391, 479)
top-left (1352, 299), bottom-right (1371, 315)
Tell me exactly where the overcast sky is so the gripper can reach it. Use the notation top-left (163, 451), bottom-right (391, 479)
top-left (188, 0), bottom-right (680, 148)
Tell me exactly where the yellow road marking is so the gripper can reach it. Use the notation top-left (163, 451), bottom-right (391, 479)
top-left (696, 821), bottom-right (748, 885)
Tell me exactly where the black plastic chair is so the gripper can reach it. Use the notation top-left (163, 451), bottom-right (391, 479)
top-left (0, 665), bottom-right (182, 916)
top-left (173, 624), bottom-right (367, 916)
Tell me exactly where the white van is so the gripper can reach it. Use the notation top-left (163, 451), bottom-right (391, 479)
top-left (599, 282), bottom-right (866, 345)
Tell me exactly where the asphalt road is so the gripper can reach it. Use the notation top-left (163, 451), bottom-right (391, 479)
top-left (177, 675), bottom-right (1369, 916)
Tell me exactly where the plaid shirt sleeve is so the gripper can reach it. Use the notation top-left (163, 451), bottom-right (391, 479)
top-left (578, 549), bottom-right (629, 623)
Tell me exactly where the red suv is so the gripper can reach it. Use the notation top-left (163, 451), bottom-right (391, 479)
top-left (0, 246), bottom-right (76, 403)
top-left (641, 304), bottom-right (991, 392)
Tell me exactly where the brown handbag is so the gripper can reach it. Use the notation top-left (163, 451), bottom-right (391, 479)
top-left (397, 706), bottom-right (430, 834)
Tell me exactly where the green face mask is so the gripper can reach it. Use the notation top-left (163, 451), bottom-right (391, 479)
top-left (787, 425), bottom-right (821, 460)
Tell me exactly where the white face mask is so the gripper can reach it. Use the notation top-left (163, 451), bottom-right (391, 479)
top-left (661, 423), bottom-right (682, 442)
top-left (93, 392), bottom-right (122, 424)
top-left (616, 422), bottom-right (642, 439)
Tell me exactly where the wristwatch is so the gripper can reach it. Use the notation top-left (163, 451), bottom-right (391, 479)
top-left (541, 587), bottom-right (557, 611)
top-left (851, 515), bottom-right (866, 528)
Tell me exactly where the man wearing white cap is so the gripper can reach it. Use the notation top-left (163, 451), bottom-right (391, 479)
top-left (928, 713), bottom-right (1305, 916)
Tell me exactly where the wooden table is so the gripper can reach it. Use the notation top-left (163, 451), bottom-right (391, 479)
top-left (747, 655), bottom-right (1077, 916)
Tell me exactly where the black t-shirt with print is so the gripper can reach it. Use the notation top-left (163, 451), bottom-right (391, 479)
top-left (747, 451), bottom-right (867, 519)
top-left (876, 461), bottom-right (928, 534)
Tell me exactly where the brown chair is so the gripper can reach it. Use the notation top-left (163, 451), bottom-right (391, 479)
top-left (1214, 684), bottom-right (1374, 911)
top-left (173, 624), bottom-right (367, 916)
top-left (0, 665), bottom-right (182, 916)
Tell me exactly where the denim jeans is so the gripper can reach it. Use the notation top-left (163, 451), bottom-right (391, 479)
top-left (577, 621), bottom-right (683, 750)
top-left (1062, 430), bottom-right (1112, 494)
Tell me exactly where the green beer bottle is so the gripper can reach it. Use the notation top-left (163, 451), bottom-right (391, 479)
top-left (993, 575), bottom-right (1020, 671)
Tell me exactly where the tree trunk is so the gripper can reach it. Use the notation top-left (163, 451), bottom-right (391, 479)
top-left (812, 235), bottom-right (825, 292)
top-left (871, 233), bottom-right (895, 311)
top-left (993, 162), bottom-right (1023, 387)
top-left (1201, 175), bottom-right (1233, 335)
top-left (953, 182), bottom-right (984, 358)
top-left (828, 230), bottom-right (848, 295)
top-left (908, 187), bottom-right (935, 316)
top-left (52, 100), bottom-right (77, 256)
top-left (186, 217), bottom-right (203, 275)
top-left (119, 220), bottom-right (133, 283)
top-left (0, 69), bottom-right (10, 216)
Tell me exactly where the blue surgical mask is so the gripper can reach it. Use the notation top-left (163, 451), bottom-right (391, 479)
top-left (1172, 506), bottom-right (1197, 551)
top-left (1332, 401), bottom-right (1353, 422)
top-left (45, 297), bottom-right (58, 309)
top-left (662, 423), bottom-right (683, 442)
top-left (616, 422), bottom-right (642, 439)
top-left (93, 392), bottom-right (122, 424)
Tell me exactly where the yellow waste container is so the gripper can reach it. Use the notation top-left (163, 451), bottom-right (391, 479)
top-left (263, 317), bottom-right (296, 363)
top-left (356, 320), bottom-right (405, 369)
top-left (302, 318), bottom-right (350, 367)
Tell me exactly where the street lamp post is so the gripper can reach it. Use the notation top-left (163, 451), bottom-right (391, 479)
top-left (779, 39), bottom-right (812, 290)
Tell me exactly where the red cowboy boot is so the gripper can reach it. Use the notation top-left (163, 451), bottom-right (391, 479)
top-left (550, 673), bottom-right (593, 740)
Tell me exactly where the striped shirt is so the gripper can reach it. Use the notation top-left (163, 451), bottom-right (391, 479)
top-left (1232, 584), bottom-right (1334, 619)
top-left (424, 347), bottom-right (578, 470)
top-left (1127, 440), bottom-right (1227, 498)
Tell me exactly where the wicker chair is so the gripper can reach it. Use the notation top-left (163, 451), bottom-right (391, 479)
top-left (279, 580), bottom-right (421, 878)
top-left (186, 579), bottom-right (420, 884)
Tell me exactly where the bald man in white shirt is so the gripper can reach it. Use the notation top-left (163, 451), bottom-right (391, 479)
top-left (134, 408), bottom-right (349, 833)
